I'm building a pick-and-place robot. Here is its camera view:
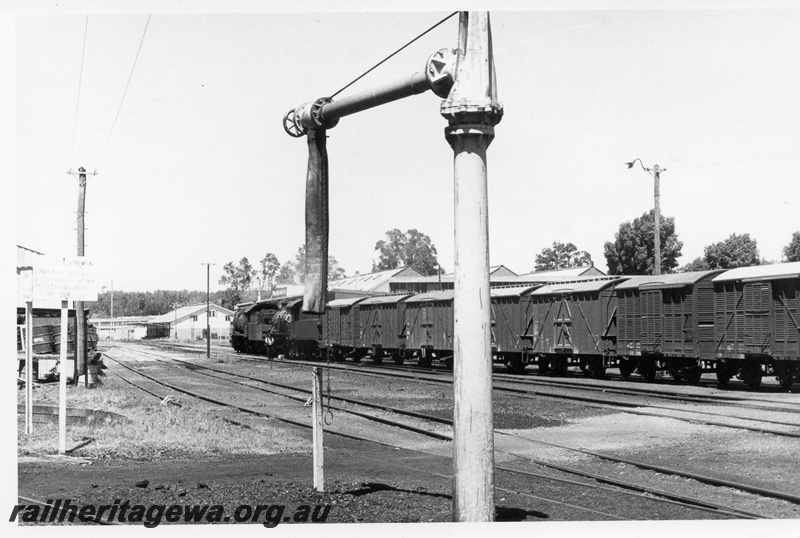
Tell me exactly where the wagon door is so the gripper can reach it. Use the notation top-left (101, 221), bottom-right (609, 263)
top-left (773, 280), bottom-right (799, 358)
top-left (744, 282), bottom-right (772, 354)
top-left (640, 290), bottom-right (662, 353)
top-left (552, 296), bottom-right (573, 353)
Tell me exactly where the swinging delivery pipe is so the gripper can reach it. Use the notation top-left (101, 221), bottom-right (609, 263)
top-left (283, 48), bottom-right (457, 136)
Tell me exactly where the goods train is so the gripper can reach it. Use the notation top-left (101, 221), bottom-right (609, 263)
top-left (230, 262), bottom-right (800, 389)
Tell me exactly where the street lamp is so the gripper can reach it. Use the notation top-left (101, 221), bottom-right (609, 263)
top-left (625, 158), bottom-right (667, 275)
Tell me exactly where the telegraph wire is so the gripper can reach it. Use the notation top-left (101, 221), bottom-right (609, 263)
top-left (97, 14), bottom-right (152, 166)
top-left (329, 11), bottom-right (458, 99)
top-left (68, 15), bottom-right (89, 168)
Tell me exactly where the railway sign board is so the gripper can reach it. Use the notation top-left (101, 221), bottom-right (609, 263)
top-left (18, 256), bottom-right (99, 305)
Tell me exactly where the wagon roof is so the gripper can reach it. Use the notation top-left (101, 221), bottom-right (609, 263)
top-left (614, 270), bottom-right (724, 291)
top-left (490, 285), bottom-right (542, 298)
top-left (402, 290), bottom-right (455, 303)
top-left (712, 261), bottom-right (800, 283)
top-left (357, 294), bottom-right (414, 305)
top-left (531, 278), bottom-right (624, 295)
top-left (326, 296), bottom-right (370, 308)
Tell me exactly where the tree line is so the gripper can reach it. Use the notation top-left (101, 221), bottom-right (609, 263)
top-left (92, 221), bottom-right (800, 317)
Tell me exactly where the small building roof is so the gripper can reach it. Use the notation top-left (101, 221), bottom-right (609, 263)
top-left (713, 261), bottom-right (800, 283)
top-left (614, 270), bottom-right (723, 291)
top-left (328, 266), bottom-right (423, 292)
top-left (148, 303), bottom-right (234, 324)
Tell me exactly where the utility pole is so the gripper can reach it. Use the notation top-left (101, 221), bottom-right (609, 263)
top-left (110, 280), bottom-right (114, 318)
top-left (442, 12), bottom-right (502, 522)
top-left (202, 263), bottom-right (214, 358)
top-left (68, 166), bottom-right (96, 386)
top-left (626, 159), bottom-right (666, 275)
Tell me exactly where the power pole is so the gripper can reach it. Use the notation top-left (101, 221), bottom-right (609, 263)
top-left (202, 263), bottom-right (214, 358)
top-left (442, 12), bottom-right (503, 522)
top-left (68, 166), bottom-right (96, 386)
top-left (110, 280), bottom-right (114, 318)
top-left (625, 159), bottom-right (666, 275)
top-left (652, 164), bottom-right (663, 276)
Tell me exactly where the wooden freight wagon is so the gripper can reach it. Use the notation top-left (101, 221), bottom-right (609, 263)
top-left (711, 261), bottom-right (800, 388)
top-left (402, 290), bottom-right (454, 368)
top-left (322, 297), bottom-right (369, 362)
top-left (489, 285), bottom-right (541, 374)
top-left (356, 294), bottom-right (413, 364)
top-left (615, 270), bottom-right (722, 383)
top-left (527, 279), bottom-right (623, 377)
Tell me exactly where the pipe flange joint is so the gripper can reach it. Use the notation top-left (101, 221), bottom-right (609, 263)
top-left (426, 48), bottom-right (458, 99)
top-left (311, 97), bottom-right (339, 129)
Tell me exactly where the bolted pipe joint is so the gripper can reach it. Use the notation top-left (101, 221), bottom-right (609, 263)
top-left (283, 98), bottom-right (340, 138)
top-left (426, 48), bottom-right (458, 98)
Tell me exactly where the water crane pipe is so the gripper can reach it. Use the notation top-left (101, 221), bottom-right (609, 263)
top-left (283, 48), bottom-right (457, 137)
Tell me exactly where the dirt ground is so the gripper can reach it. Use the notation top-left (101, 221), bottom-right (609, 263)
top-left (15, 342), bottom-right (800, 529)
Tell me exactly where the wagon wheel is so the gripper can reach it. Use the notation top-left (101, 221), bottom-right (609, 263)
top-left (741, 361), bottom-right (763, 388)
top-left (638, 358), bottom-right (657, 383)
top-left (589, 357), bottom-right (606, 379)
top-left (505, 356), bottom-right (524, 375)
top-left (684, 366), bottom-right (702, 385)
top-left (371, 350), bottom-right (384, 365)
top-left (618, 359), bottom-right (635, 379)
top-left (418, 352), bottom-right (433, 368)
top-left (715, 363), bottom-right (734, 386)
top-left (352, 352), bottom-right (362, 364)
top-left (393, 353), bottom-right (405, 365)
top-left (774, 363), bottom-right (795, 389)
top-left (552, 356), bottom-right (569, 376)
top-left (537, 357), bottom-right (550, 375)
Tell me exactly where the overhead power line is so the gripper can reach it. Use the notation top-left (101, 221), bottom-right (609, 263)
top-left (69, 15), bottom-right (89, 167)
top-left (97, 14), bottom-right (152, 166)
top-left (670, 152), bottom-right (800, 170)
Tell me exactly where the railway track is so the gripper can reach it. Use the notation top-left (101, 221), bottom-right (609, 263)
top-left (99, 344), bottom-right (800, 519)
top-left (144, 342), bottom-right (800, 438)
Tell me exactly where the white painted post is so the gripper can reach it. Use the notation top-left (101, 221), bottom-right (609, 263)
top-left (25, 301), bottom-right (33, 435)
top-left (312, 367), bottom-right (324, 491)
top-left (59, 300), bottom-right (69, 454)
top-left (441, 11), bottom-right (503, 522)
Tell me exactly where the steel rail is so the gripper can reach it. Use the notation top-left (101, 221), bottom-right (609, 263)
top-left (142, 342), bottom-right (800, 433)
top-left (102, 350), bottom-right (763, 520)
top-left (118, 346), bottom-right (797, 510)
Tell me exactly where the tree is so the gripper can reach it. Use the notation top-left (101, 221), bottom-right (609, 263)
top-left (784, 231), bottom-right (800, 262)
top-left (604, 210), bottom-right (683, 275)
top-left (703, 233), bottom-right (761, 269)
top-left (534, 241), bottom-right (592, 272)
top-left (678, 257), bottom-right (710, 272)
top-left (218, 257), bottom-right (255, 306)
top-left (257, 253), bottom-right (281, 295)
top-left (373, 228), bottom-right (440, 276)
top-left (274, 246), bottom-right (347, 284)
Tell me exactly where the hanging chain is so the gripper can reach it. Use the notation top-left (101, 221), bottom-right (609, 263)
top-left (324, 352), bottom-right (334, 425)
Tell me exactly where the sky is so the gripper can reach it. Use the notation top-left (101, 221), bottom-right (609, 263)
top-left (8, 1), bottom-right (800, 293)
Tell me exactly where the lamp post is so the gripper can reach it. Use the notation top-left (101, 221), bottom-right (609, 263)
top-left (625, 158), bottom-right (667, 275)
